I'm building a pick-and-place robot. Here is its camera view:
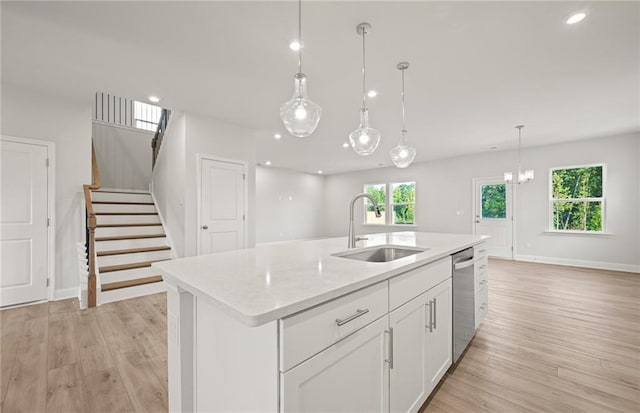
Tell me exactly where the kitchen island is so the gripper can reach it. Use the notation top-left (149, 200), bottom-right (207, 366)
top-left (154, 231), bottom-right (488, 412)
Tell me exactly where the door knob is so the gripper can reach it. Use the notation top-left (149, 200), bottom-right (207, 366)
top-left (202, 225), bottom-right (208, 230)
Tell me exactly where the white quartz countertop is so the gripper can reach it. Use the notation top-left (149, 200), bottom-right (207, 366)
top-left (153, 232), bottom-right (487, 326)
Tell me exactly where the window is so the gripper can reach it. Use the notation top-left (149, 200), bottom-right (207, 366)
top-left (481, 183), bottom-right (506, 219)
top-left (550, 164), bottom-right (605, 232)
top-left (363, 182), bottom-right (416, 225)
top-left (134, 100), bottom-right (162, 132)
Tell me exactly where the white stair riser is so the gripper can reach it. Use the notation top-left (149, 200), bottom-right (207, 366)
top-left (95, 226), bottom-right (164, 238)
top-left (99, 266), bottom-right (161, 284)
top-left (93, 203), bottom-right (157, 214)
top-left (99, 281), bottom-right (166, 305)
top-left (96, 237), bottom-right (169, 252)
top-left (92, 192), bottom-right (153, 203)
top-left (96, 214), bottom-right (160, 225)
top-left (97, 250), bottom-right (172, 268)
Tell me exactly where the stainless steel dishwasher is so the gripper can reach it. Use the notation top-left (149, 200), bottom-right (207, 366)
top-left (452, 247), bottom-right (476, 363)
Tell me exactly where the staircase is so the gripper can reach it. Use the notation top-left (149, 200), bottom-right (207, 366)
top-left (92, 189), bottom-right (171, 304)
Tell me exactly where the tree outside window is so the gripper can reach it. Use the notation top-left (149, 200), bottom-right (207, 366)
top-left (550, 165), bottom-right (604, 232)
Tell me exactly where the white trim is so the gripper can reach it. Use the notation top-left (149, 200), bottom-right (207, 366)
top-left (53, 287), bottom-right (79, 301)
top-left (543, 230), bottom-right (612, 236)
top-left (0, 135), bottom-right (56, 302)
top-left (196, 154), bottom-right (249, 255)
top-left (150, 191), bottom-right (178, 259)
top-left (516, 254), bottom-right (640, 274)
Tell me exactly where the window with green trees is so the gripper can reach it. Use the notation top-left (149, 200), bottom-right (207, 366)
top-left (550, 164), bottom-right (604, 232)
top-left (481, 184), bottom-right (507, 219)
top-left (363, 182), bottom-right (416, 225)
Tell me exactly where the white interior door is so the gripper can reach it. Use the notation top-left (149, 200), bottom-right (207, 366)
top-left (473, 178), bottom-right (513, 259)
top-left (0, 139), bottom-right (49, 306)
top-left (199, 157), bottom-right (246, 255)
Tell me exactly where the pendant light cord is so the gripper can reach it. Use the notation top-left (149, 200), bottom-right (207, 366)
top-left (298, 0), bottom-right (303, 73)
top-left (361, 28), bottom-right (367, 109)
top-left (401, 68), bottom-right (407, 142)
top-left (517, 126), bottom-right (523, 173)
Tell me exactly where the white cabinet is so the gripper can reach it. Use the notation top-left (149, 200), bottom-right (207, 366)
top-left (389, 292), bottom-right (429, 413)
top-left (425, 278), bottom-right (452, 393)
top-left (280, 316), bottom-right (390, 413)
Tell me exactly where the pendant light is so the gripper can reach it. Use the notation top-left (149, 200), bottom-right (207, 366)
top-left (504, 125), bottom-right (534, 184)
top-left (280, 0), bottom-right (321, 138)
top-left (389, 62), bottom-right (416, 168)
top-left (349, 22), bottom-right (381, 156)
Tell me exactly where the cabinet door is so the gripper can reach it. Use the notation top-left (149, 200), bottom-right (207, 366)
top-left (281, 316), bottom-right (389, 413)
top-left (425, 278), bottom-right (453, 393)
top-left (389, 292), bottom-right (429, 413)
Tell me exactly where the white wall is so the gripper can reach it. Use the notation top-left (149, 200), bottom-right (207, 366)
top-left (1, 84), bottom-right (92, 298)
top-left (256, 166), bottom-right (327, 244)
top-left (324, 133), bottom-right (640, 272)
top-left (151, 112), bottom-right (257, 258)
top-left (92, 122), bottom-right (153, 190)
top-left (151, 112), bottom-right (186, 257)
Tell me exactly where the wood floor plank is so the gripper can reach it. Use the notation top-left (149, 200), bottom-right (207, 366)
top-left (83, 368), bottom-right (135, 413)
top-left (112, 351), bottom-right (168, 413)
top-left (46, 363), bottom-right (89, 413)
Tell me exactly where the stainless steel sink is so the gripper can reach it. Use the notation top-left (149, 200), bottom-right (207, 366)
top-left (333, 246), bottom-right (427, 263)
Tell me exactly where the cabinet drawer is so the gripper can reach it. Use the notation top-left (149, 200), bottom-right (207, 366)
top-left (474, 256), bottom-right (488, 275)
top-left (279, 281), bottom-right (388, 372)
top-left (475, 285), bottom-right (488, 328)
top-left (474, 243), bottom-right (489, 259)
top-left (389, 257), bottom-right (452, 311)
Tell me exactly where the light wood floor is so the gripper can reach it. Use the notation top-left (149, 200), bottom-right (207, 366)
top-left (1, 259), bottom-right (638, 412)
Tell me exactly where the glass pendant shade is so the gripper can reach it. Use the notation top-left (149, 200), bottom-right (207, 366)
top-left (390, 133), bottom-right (416, 168)
top-left (504, 125), bottom-right (534, 185)
top-left (349, 108), bottom-right (381, 156)
top-left (280, 73), bottom-right (321, 138)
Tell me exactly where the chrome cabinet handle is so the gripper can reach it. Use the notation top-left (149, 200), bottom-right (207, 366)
top-left (480, 303), bottom-right (487, 310)
top-left (426, 301), bottom-right (433, 332)
top-left (479, 249), bottom-right (487, 253)
top-left (335, 308), bottom-right (369, 326)
top-left (454, 257), bottom-right (475, 270)
top-left (201, 225), bottom-right (208, 230)
top-left (479, 264), bottom-right (486, 270)
top-left (479, 280), bottom-right (487, 286)
top-left (385, 328), bottom-right (394, 369)
top-left (433, 297), bottom-right (437, 330)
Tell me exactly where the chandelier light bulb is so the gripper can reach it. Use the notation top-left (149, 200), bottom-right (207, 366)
top-left (504, 125), bottom-right (534, 184)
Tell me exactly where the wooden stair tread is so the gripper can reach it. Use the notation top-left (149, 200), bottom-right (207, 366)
top-left (92, 190), bottom-right (151, 195)
top-left (93, 201), bottom-right (155, 205)
top-left (99, 259), bottom-right (169, 273)
top-left (96, 234), bottom-right (166, 242)
top-left (97, 246), bottom-right (171, 257)
top-left (95, 212), bottom-right (158, 215)
top-left (101, 275), bottom-right (163, 292)
top-left (97, 223), bottom-right (162, 228)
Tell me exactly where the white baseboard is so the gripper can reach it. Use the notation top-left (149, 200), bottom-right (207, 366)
top-left (515, 254), bottom-right (640, 274)
top-left (53, 286), bottom-right (80, 301)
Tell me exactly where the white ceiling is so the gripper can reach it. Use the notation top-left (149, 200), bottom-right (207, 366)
top-left (2, 1), bottom-right (638, 175)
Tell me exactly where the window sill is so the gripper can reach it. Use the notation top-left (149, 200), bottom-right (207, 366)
top-left (362, 224), bottom-right (418, 227)
top-left (543, 230), bottom-right (612, 237)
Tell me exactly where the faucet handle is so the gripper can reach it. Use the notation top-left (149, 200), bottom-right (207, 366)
top-left (355, 236), bottom-right (369, 242)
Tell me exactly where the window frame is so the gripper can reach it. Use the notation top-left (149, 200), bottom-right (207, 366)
top-left (548, 163), bottom-right (606, 234)
top-left (363, 181), bottom-right (417, 226)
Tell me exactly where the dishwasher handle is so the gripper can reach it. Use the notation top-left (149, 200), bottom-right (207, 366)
top-left (454, 257), bottom-right (475, 270)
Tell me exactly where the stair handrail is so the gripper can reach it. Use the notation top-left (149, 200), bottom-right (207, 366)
top-left (151, 108), bottom-right (171, 169)
top-left (83, 144), bottom-right (101, 307)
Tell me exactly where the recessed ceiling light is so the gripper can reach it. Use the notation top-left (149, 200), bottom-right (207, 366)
top-left (566, 12), bottom-right (587, 25)
top-left (274, 133), bottom-right (282, 140)
top-left (265, 161), bottom-right (272, 166)
top-left (148, 96), bottom-right (160, 103)
top-left (342, 142), bottom-right (350, 148)
top-left (367, 90), bottom-right (378, 98)
top-left (317, 170), bottom-right (323, 174)
top-left (289, 41), bottom-right (301, 51)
